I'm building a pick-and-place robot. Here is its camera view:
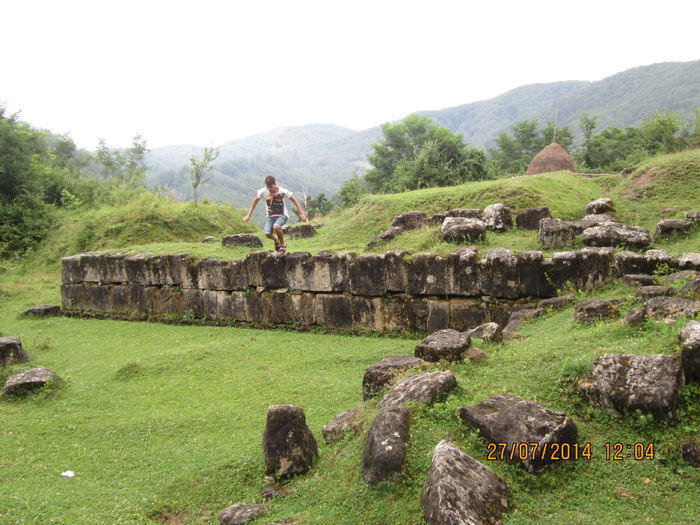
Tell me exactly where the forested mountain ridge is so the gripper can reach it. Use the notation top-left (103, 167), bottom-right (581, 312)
top-left (145, 60), bottom-right (700, 206)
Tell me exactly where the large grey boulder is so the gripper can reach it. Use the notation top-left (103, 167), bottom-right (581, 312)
top-left (645, 297), bottom-right (700, 323)
top-left (362, 406), bottom-right (411, 484)
top-left (415, 329), bottom-right (471, 362)
top-left (367, 226), bottom-right (404, 248)
top-left (321, 408), bottom-right (363, 443)
top-left (482, 203), bottom-right (513, 232)
top-left (421, 440), bottom-right (509, 525)
top-left (680, 277), bottom-right (700, 297)
top-left (678, 253), bottom-right (700, 271)
top-left (467, 322), bottom-right (503, 343)
top-left (664, 270), bottom-right (699, 284)
top-left (574, 300), bottom-right (620, 324)
top-left (221, 234), bottom-right (263, 248)
top-left (391, 211), bottom-right (428, 230)
top-left (262, 405), bottom-right (318, 477)
top-left (440, 217), bottom-right (485, 243)
top-left (362, 355), bottom-right (427, 400)
top-left (538, 218), bottom-right (577, 248)
top-left (459, 394), bottom-right (578, 473)
top-left (217, 504), bottom-right (269, 525)
top-left (0, 337), bottom-right (28, 370)
top-left (582, 223), bottom-right (651, 249)
top-left (680, 321), bottom-right (700, 383)
top-left (623, 274), bottom-right (658, 287)
top-left (378, 372), bottom-right (457, 408)
top-left (578, 353), bottom-right (685, 422)
top-left (3, 367), bottom-right (62, 396)
top-left (515, 206), bottom-right (551, 230)
top-left (586, 198), bottom-right (614, 215)
top-left (655, 219), bottom-right (694, 238)
top-left (22, 304), bottom-right (62, 317)
top-left (635, 286), bottom-right (676, 300)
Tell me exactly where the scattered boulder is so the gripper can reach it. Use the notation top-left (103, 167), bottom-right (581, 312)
top-left (362, 355), bottom-right (427, 401)
top-left (367, 226), bottom-right (404, 248)
top-left (623, 274), bottom-right (658, 287)
top-left (664, 270), bottom-right (699, 284)
top-left (262, 405), bottom-right (318, 477)
top-left (685, 211), bottom-right (700, 223)
top-left (421, 440), bottom-right (509, 525)
top-left (582, 223), bottom-right (651, 250)
top-left (222, 234), bottom-right (263, 248)
top-left (463, 347), bottom-right (486, 364)
top-left (322, 408), bottom-right (363, 443)
top-left (623, 307), bottom-right (647, 327)
top-left (680, 277), bottom-right (700, 297)
top-left (482, 203), bottom-right (513, 232)
top-left (415, 329), bottom-right (471, 362)
top-left (3, 367), bottom-right (62, 396)
top-left (645, 297), bottom-right (700, 323)
top-left (362, 406), bottom-right (411, 484)
top-left (467, 322), bottom-right (502, 343)
top-left (217, 504), bottom-right (269, 525)
top-left (378, 372), bottom-right (457, 408)
top-left (445, 208), bottom-right (482, 219)
top-left (22, 304), bottom-right (62, 317)
top-left (538, 218), bottom-right (577, 248)
top-left (459, 394), bottom-right (579, 473)
top-left (285, 224), bottom-right (316, 238)
top-left (440, 217), bottom-right (485, 243)
top-left (202, 236), bottom-right (217, 243)
top-left (680, 321), bottom-right (700, 383)
top-left (575, 214), bottom-right (621, 230)
top-left (678, 253), bottom-right (700, 270)
top-left (538, 294), bottom-right (575, 310)
top-left (635, 286), bottom-right (676, 300)
top-left (515, 206), bottom-right (551, 230)
top-left (0, 336), bottom-right (29, 369)
top-left (655, 219), bottom-right (694, 239)
top-left (574, 300), bottom-right (620, 324)
top-left (681, 439), bottom-right (700, 467)
top-left (391, 211), bottom-right (428, 230)
top-left (578, 353), bottom-right (685, 422)
top-left (586, 198), bottom-right (614, 215)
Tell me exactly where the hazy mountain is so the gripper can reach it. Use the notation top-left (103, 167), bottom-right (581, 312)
top-left (145, 60), bottom-right (700, 207)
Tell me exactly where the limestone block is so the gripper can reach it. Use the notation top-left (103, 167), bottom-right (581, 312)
top-left (483, 203), bottom-right (512, 232)
top-left (385, 250), bottom-right (409, 293)
top-left (579, 247), bottom-right (614, 290)
top-left (322, 408), bottom-right (363, 443)
top-left (262, 291), bottom-right (294, 325)
top-left (391, 211), bottom-right (428, 230)
top-left (543, 251), bottom-right (580, 292)
top-left (582, 223), bottom-right (651, 250)
top-left (426, 299), bottom-right (450, 333)
top-left (479, 248), bottom-right (519, 299)
top-left (421, 441), bottom-right (508, 525)
top-left (262, 405), bottom-right (318, 477)
top-left (221, 233), bottom-right (263, 247)
top-left (350, 296), bottom-right (384, 332)
top-left (3, 367), bottom-right (63, 396)
top-left (586, 197), bottom-right (614, 215)
top-left (579, 353), bottom-right (684, 422)
top-left (362, 406), bottom-right (411, 484)
top-left (448, 298), bottom-right (487, 331)
top-left (22, 304), bottom-right (61, 317)
top-left (459, 393), bottom-right (579, 473)
top-left (285, 251), bottom-right (313, 291)
top-left (289, 292), bottom-right (315, 326)
top-left (678, 253), bottom-right (700, 271)
top-left (349, 254), bottom-right (386, 296)
top-left (539, 218), bottom-right (577, 248)
top-left (574, 300), bottom-right (620, 324)
top-left (680, 321), bottom-right (700, 383)
top-left (415, 329), bottom-right (470, 362)
top-left (378, 371), bottom-right (457, 408)
top-left (0, 337), bottom-right (28, 369)
top-left (202, 290), bottom-right (232, 320)
top-left (645, 297), bottom-right (700, 323)
top-left (407, 254), bottom-right (449, 296)
top-left (447, 247), bottom-right (480, 296)
top-left (655, 219), bottom-right (694, 238)
top-left (381, 295), bottom-right (428, 333)
top-left (518, 250), bottom-right (555, 298)
top-left (217, 504), bottom-right (268, 525)
top-left (440, 217), bottom-right (485, 243)
top-left (516, 206), bottom-right (551, 230)
top-left (362, 355), bottom-right (427, 400)
top-left (313, 294), bottom-right (353, 329)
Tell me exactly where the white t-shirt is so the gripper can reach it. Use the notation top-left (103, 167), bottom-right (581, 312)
top-left (256, 186), bottom-right (293, 216)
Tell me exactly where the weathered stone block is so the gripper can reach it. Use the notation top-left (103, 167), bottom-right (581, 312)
top-left (362, 355), bottom-right (427, 400)
top-left (579, 247), bottom-right (614, 290)
top-left (349, 254), bottom-right (386, 296)
top-left (22, 304), bottom-right (61, 317)
top-left (655, 219), bottom-right (694, 238)
top-left (322, 408), bottom-right (363, 443)
top-left (289, 292), bottom-right (316, 326)
top-left (285, 251), bottom-right (313, 291)
top-left (446, 208), bottom-right (483, 219)
top-left (407, 254), bottom-right (449, 296)
top-left (543, 251), bottom-right (580, 292)
top-left (680, 321), bottom-right (700, 383)
top-left (202, 290), bottom-right (232, 320)
top-left (447, 247), bottom-right (480, 296)
top-left (362, 406), bottom-right (411, 484)
top-left (262, 405), bottom-right (318, 477)
top-left (623, 274), bottom-right (658, 287)
top-left (285, 224), bottom-right (316, 238)
top-left (483, 203), bottom-right (512, 232)
top-left (196, 258), bottom-right (232, 290)
top-left (384, 250), bottom-right (409, 293)
top-left (217, 504), bottom-right (268, 525)
top-left (313, 294), bottom-right (353, 329)
top-left (623, 307), bottom-right (647, 327)
top-left (448, 298), bottom-right (487, 331)
top-left (262, 291), bottom-right (294, 325)
top-left (518, 250), bottom-right (555, 297)
top-left (574, 300), bottom-right (620, 323)
top-left (586, 197), bottom-right (614, 215)
top-left (539, 218), bottom-right (577, 248)
top-left (636, 286), bottom-right (676, 300)
top-left (459, 394), bottom-right (579, 473)
top-left (381, 296), bottom-right (428, 333)
top-left (0, 337), bottom-right (28, 369)
top-left (415, 329), bottom-right (470, 362)
top-left (615, 251), bottom-right (653, 276)
top-left (645, 297), bottom-right (700, 323)
top-left (3, 367), bottom-right (62, 396)
top-left (516, 206), bottom-right (551, 230)
top-left (391, 211), bottom-right (428, 230)
top-left (421, 441), bottom-right (508, 525)
top-left (259, 253), bottom-right (289, 289)
top-left (378, 371), bottom-right (457, 408)
top-left (426, 299), bottom-right (450, 333)
top-left (479, 249), bottom-right (519, 299)
top-left (221, 233), bottom-right (263, 247)
top-left (678, 253), bottom-right (700, 271)
top-left (367, 226), bottom-right (404, 249)
top-left (583, 224), bottom-right (651, 249)
top-left (350, 296), bottom-right (383, 332)
top-left (579, 353), bottom-right (684, 422)
top-left (440, 217), bottom-right (485, 243)
top-left (303, 252), bottom-right (350, 292)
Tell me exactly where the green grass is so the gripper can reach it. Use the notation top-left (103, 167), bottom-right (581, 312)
top-left (2, 148), bottom-right (699, 524)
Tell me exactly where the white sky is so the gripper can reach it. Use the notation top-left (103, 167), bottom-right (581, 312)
top-left (2, 0), bottom-right (698, 150)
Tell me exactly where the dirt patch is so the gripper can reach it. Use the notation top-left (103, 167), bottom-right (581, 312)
top-left (623, 166), bottom-right (660, 197)
top-left (150, 508), bottom-right (189, 524)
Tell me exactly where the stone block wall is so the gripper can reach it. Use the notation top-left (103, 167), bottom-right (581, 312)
top-left (61, 248), bottom-right (700, 333)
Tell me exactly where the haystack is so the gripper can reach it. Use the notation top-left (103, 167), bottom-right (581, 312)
top-left (525, 142), bottom-right (575, 175)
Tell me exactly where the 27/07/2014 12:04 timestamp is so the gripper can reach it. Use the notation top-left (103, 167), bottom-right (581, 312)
top-left (485, 442), bottom-right (655, 461)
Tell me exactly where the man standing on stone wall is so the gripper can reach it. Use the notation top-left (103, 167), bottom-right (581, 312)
top-left (242, 175), bottom-right (307, 255)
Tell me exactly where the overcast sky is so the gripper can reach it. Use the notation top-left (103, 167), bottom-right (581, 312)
top-left (2, 0), bottom-right (698, 150)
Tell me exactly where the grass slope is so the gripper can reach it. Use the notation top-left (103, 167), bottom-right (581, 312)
top-left (1, 149), bottom-right (699, 524)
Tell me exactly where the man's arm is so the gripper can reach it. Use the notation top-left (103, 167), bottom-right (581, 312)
top-left (242, 196), bottom-right (260, 222)
top-left (289, 195), bottom-right (307, 222)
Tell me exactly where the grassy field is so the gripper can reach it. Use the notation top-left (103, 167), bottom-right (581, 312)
top-left (1, 149), bottom-right (699, 524)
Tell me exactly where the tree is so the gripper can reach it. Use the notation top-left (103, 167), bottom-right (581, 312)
top-left (96, 135), bottom-right (148, 186)
top-left (488, 119), bottom-right (574, 174)
top-left (188, 146), bottom-right (219, 203)
top-left (364, 114), bottom-right (488, 193)
top-left (337, 173), bottom-right (369, 207)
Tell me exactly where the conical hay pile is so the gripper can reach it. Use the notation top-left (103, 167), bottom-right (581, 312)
top-left (525, 142), bottom-right (575, 175)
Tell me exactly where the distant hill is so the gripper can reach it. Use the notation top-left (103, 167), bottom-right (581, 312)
top-left (145, 60), bottom-right (700, 207)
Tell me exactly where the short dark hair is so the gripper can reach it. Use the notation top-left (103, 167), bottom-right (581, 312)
top-left (264, 175), bottom-right (276, 187)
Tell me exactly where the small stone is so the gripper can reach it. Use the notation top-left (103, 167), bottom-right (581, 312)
top-left (586, 198), bottom-right (614, 215)
top-left (463, 347), bottom-right (486, 364)
top-left (202, 236), bottom-right (217, 243)
top-left (321, 408), bottom-right (363, 443)
top-left (681, 439), bottom-right (700, 466)
top-left (217, 503), bottom-right (269, 525)
top-left (623, 307), bottom-right (647, 327)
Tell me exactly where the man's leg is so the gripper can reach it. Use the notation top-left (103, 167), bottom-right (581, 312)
top-left (273, 225), bottom-right (285, 249)
top-left (263, 217), bottom-right (280, 251)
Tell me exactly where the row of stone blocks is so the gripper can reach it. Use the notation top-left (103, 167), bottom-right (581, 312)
top-left (61, 283), bottom-right (548, 332)
top-left (62, 246), bottom-right (630, 299)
